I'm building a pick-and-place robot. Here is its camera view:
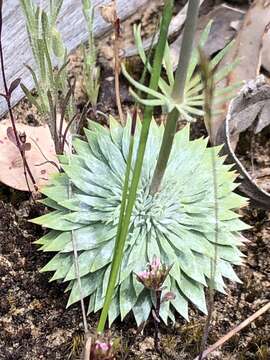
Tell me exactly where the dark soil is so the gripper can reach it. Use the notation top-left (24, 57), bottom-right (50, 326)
top-left (1, 0), bottom-right (270, 359)
top-left (0, 194), bottom-right (269, 360)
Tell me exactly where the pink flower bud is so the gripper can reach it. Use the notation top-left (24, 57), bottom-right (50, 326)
top-left (161, 291), bottom-right (176, 303)
top-left (99, 342), bottom-right (109, 352)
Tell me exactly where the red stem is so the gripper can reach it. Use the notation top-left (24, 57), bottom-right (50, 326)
top-left (0, 0), bottom-right (36, 190)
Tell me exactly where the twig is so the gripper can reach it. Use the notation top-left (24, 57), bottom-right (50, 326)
top-left (113, 7), bottom-right (124, 125)
top-left (99, 1), bottom-right (124, 125)
top-left (83, 333), bottom-right (92, 360)
top-left (75, 101), bottom-right (90, 135)
top-left (71, 232), bottom-right (88, 334)
top-left (153, 290), bottom-right (162, 352)
top-left (193, 302), bottom-right (270, 360)
top-left (59, 81), bottom-right (74, 151)
top-left (30, 136), bottom-right (61, 172)
top-left (60, 113), bottom-right (78, 154)
top-left (0, 0), bottom-right (37, 191)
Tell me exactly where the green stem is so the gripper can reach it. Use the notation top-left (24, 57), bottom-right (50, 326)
top-left (97, 129), bottom-right (134, 333)
top-left (172, 0), bottom-right (200, 101)
top-left (97, 0), bottom-right (174, 333)
top-left (150, 0), bottom-right (200, 195)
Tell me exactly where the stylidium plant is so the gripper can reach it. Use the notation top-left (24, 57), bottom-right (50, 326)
top-left (32, 0), bottom-right (248, 332)
top-left (32, 115), bottom-right (248, 325)
top-left (97, 0), bottom-right (175, 331)
top-left (20, 0), bottom-right (67, 113)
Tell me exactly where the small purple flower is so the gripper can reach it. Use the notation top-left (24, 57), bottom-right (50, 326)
top-left (136, 256), bottom-right (172, 291)
top-left (95, 341), bottom-right (110, 352)
top-left (90, 336), bottom-right (118, 360)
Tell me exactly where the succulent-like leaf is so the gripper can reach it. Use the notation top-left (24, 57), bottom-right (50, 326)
top-left (34, 118), bottom-right (248, 325)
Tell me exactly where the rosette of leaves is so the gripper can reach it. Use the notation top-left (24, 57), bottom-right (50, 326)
top-left (32, 115), bottom-right (249, 325)
top-left (122, 21), bottom-right (241, 122)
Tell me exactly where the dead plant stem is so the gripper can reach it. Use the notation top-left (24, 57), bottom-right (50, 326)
top-left (114, 13), bottom-right (124, 124)
top-left (194, 302), bottom-right (270, 359)
top-left (0, 0), bottom-right (37, 190)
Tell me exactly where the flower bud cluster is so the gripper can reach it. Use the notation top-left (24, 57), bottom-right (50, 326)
top-left (90, 337), bottom-right (117, 360)
top-left (137, 257), bottom-right (171, 291)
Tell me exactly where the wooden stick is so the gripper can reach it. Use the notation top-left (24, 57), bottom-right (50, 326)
top-left (193, 301), bottom-right (270, 360)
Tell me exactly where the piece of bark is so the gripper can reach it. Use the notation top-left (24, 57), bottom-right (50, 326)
top-left (169, 4), bottom-right (246, 69)
top-left (216, 79), bottom-right (270, 210)
top-left (261, 28), bottom-right (270, 73)
top-left (212, 0), bottom-right (270, 143)
top-left (0, 0), bottom-right (148, 117)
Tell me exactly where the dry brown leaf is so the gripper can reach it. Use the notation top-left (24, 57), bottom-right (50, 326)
top-left (216, 78), bottom-right (270, 210)
top-left (0, 121), bottom-right (59, 192)
top-left (100, 1), bottom-right (116, 25)
top-left (170, 4), bottom-right (245, 70)
top-left (212, 0), bottom-right (270, 143)
top-left (261, 27), bottom-right (270, 73)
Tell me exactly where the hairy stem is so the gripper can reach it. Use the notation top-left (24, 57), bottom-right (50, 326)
top-left (150, 0), bottom-right (200, 194)
top-left (0, 0), bottom-right (36, 190)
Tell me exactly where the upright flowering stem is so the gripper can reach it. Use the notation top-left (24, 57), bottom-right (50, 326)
top-left (97, 110), bottom-right (136, 332)
top-left (137, 257), bottom-right (173, 351)
top-left (97, 0), bottom-right (174, 333)
top-left (150, 0), bottom-right (200, 194)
